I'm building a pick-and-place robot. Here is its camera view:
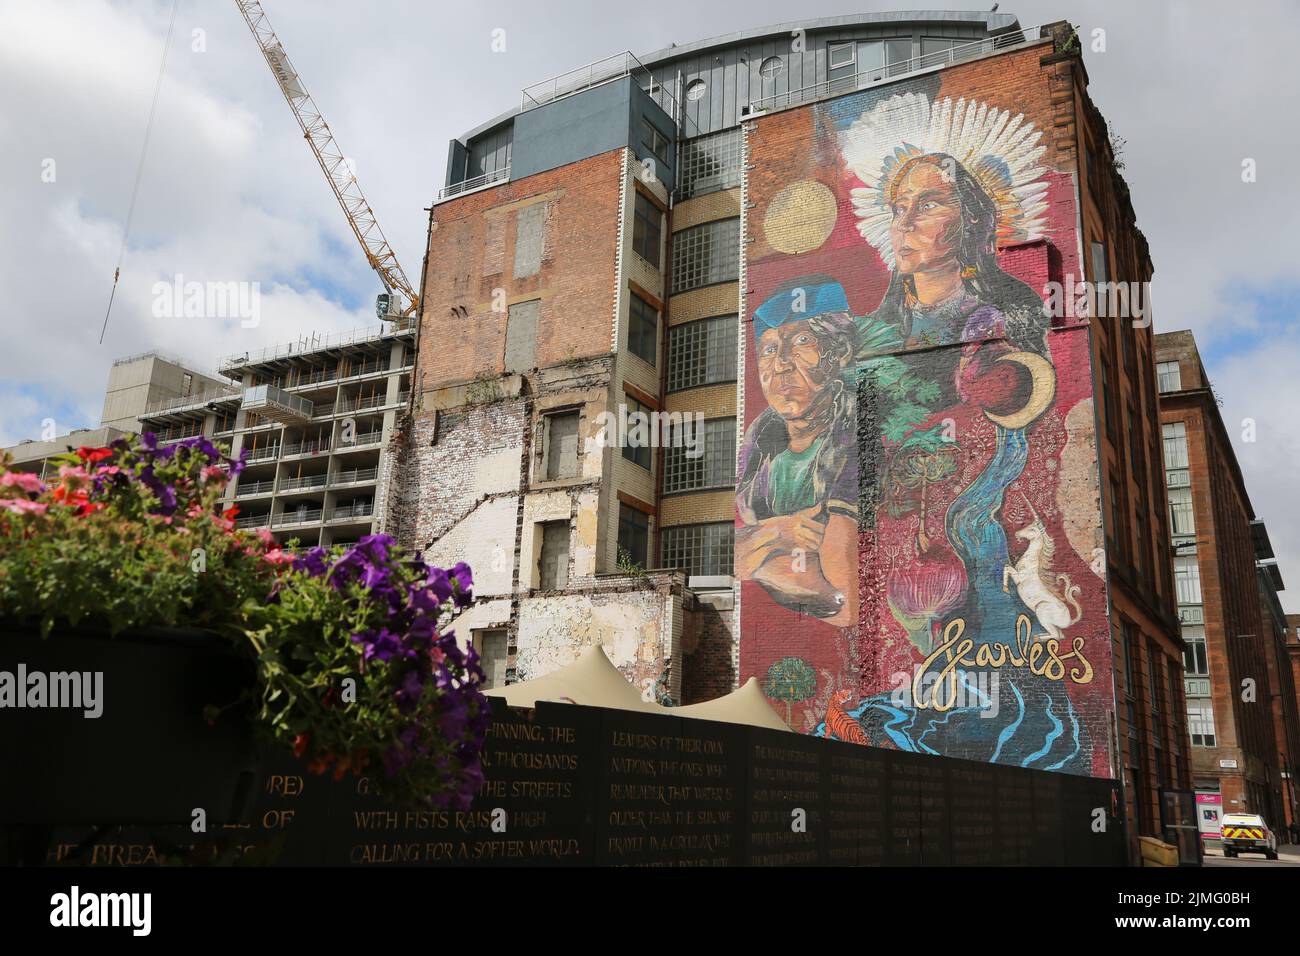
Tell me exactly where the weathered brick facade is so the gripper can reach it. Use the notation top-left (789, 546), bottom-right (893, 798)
top-left (389, 146), bottom-right (739, 703)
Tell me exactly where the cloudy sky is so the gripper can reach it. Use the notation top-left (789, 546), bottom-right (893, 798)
top-left (3, 0), bottom-right (1298, 607)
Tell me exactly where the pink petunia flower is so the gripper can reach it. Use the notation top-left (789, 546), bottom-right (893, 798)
top-left (1, 471), bottom-right (46, 494)
top-left (0, 497), bottom-right (49, 515)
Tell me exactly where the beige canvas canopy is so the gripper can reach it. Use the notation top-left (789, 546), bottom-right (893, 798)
top-left (673, 677), bottom-right (791, 732)
top-left (484, 644), bottom-right (661, 713)
top-left (485, 644), bottom-right (791, 731)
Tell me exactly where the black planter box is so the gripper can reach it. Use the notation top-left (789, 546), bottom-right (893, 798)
top-left (0, 625), bottom-right (260, 827)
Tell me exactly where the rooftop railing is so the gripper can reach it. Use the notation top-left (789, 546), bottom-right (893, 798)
top-left (747, 25), bottom-right (1050, 114)
top-left (521, 51), bottom-right (676, 118)
top-left (218, 317), bottom-right (416, 371)
top-left (142, 386), bottom-right (241, 417)
top-left (437, 165), bottom-right (511, 202)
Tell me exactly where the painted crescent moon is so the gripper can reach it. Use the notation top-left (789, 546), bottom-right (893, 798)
top-left (984, 351), bottom-right (1056, 430)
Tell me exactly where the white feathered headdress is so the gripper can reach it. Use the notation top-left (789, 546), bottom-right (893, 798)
top-left (839, 92), bottom-right (1050, 269)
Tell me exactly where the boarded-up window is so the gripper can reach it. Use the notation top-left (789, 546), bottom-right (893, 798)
top-left (545, 411), bottom-right (580, 479)
top-left (505, 299), bottom-right (540, 373)
top-left (514, 203), bottom-right (547, 278)
top-left (474, 629), bottom-right (509, 689)
top-left (482, 213), bottom-right (506, 277)
top-left (538, 521), bottom-right (569, 590)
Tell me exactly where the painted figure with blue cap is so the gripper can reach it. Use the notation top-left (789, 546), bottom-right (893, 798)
top-left (736, 275), bottom-right (859, 627)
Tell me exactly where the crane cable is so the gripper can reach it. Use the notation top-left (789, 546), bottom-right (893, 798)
top-left (98, 0), bottom-right (182, 345)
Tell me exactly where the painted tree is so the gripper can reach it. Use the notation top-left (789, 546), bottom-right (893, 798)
top-left (763, 657), bottom-right (818, 724)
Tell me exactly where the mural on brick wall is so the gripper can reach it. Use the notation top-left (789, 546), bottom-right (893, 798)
top-left (740, 81), bottom-right (1111, 776)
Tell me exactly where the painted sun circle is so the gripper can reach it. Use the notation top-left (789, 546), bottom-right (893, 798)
top-left (763, 180), bottom-right (838, 255)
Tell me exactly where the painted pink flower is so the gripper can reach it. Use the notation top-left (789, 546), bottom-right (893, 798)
top-left (887, 547), bottom-right (968, 650)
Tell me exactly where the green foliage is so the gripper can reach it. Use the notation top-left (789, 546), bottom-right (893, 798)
top-left (0, 437), bottom-right (488, 809)
top-left (616, 546), bottom-right (646, 577)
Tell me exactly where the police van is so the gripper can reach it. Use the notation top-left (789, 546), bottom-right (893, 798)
top-left (1220, 812), bottom-right (1278, 860)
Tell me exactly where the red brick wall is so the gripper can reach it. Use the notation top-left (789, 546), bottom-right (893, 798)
top-left (738, 44), bottom-right (1116, 778)
top-left (418, 150), bottom-right (625, 394)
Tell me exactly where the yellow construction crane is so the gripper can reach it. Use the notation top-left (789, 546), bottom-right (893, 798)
top-left (235, 1), bottom-right (418, 320)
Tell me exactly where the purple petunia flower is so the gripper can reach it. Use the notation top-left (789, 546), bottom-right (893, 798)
top-left (293, 546), bottom-right (329, 578)
top-left (350, 627), bottom-right (402, 663)
top-left (426, 567), bottom-right (453, 605)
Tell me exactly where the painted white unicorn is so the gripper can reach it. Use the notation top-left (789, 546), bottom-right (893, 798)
top-left (1002, 496), bottom-right (1083, 642)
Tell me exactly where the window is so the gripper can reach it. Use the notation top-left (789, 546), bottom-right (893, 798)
top-left (677, 129), bottom-right (743, 198)
top-left (1091, 240), bottom-right (1109, 284)
top-left (671, 218), bottom-right (739, 293)
top-left (853, 38), bottom-right (912, 81)
top-left (628, 293), bottom-right (658, 367)
top-left (504, 299), bottom-right (540, 373)
top-left (1182, 625), bottom-right (1208, 675)
top-left (617, 503), bottom-right (650, 570)
top-left (181, 373), bottom-right (193, 396)
top-left (668, 314), bottom-right (737, 391)
top-left (661, 522), bottom-right (734, 577)
top-left (684, 78), bottom-right (707, 101)
top-left (1157, 361), bottom-right (1182, 393)
top-left (1162, 421), bottom-right (1188, 468)
top-left (921, 37), bottom-right (959, 59)
top-left (1127, 404), bottom-right (1144, 482)
top-left (1174, 555), bottom-right (1202, 605)
top-left (663, 417), bottom-right (735, 493)
top-left (1187, 702), bottom-right (1217, 747)
top-left (758, 56), bottom-right (784, 81)
top-left (641, 118), bottom-right (671, 167)
top-left (1133, 506), bottom-right (1149, 580)
top-left (828, 41), bottom-right (857, 91)
top-left (632, 192), bottom-right (662, 266)
top-left (1109, 476), bottom-right (1128, 561)
top-left (1100, 357), bottom-right (1119, 442)
top-left (621, 394), bottom-right (652, 471)
top-left (473, 629), bottom-right (509, 689)
top-left (1149, 639), bottom-right (1169, 789)
top-left (1120, 621), bottom-right (1143, 771)
top-left (1090, 240), bottom-right (1111, 320)
top-left (513, 202), bottom-right (546, 278)
top-left (543, 411), bottom-right (580, 480)
top-left (1168, 486), bottom-right (1196, 537)
top-left (538, 521), bottom-right (570, 590)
